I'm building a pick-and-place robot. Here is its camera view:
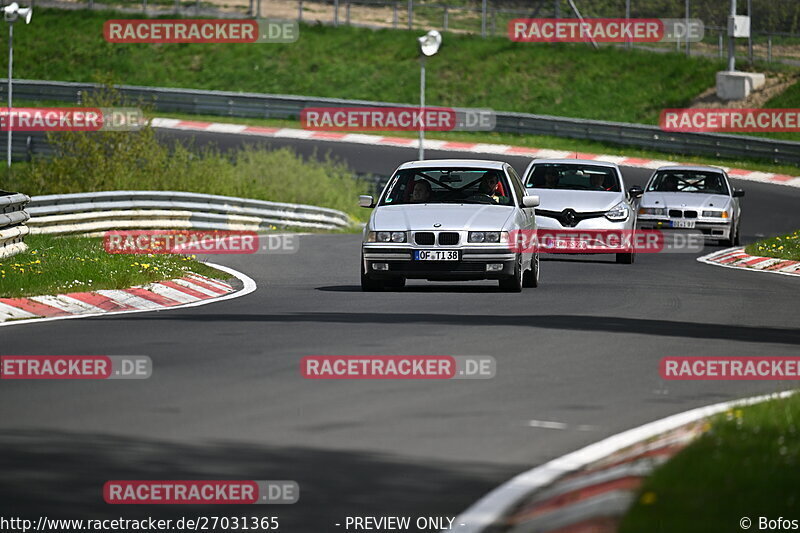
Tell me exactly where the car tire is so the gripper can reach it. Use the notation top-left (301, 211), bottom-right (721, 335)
top-left (499, 254), bottom-right (523, 292)
top-left (360, 256), bottom-right (385, 291)
top-left (522, 252), bottom-right (539, 288)
top-left (720, 220), bottom-right (739, 247)
top-left (616, 251), bottom-right (635, 264)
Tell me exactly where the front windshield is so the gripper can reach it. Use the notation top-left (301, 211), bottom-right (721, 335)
top-left (525, 164), bottom-right (621, 192)
top-left (647, 170), bottom-right (729, 194)
top-left (381, 167), bottom-right (514, 206)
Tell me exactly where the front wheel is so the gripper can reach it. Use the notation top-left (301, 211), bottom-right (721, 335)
top-left (616, 251), bottom-right (635, 264)
top-left (522, 253), bottom-right (539, 288)
top-left (361, 269), bottom-right (385, 291)
top-left (499, 255), bottom-right (523, 292)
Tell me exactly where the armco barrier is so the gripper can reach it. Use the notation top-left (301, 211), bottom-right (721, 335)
top-left (25, 190), bottom-right (356, 235)
top-left (0, 191), bottom-right (31, 259)
top-left (3, 79), bottom-right (800, 165)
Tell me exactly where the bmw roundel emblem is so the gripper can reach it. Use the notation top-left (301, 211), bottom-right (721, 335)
top-left (433, 223), bottom-right (442, 227)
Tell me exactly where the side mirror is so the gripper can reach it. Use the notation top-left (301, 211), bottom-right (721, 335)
top-left (522, 195), bottom-right (540, 208)
top-left (359, 195), bottom-right (375, 208)
top-left (628, 185), bottom-right (644, 198)
top-left (733, 189), bottom-right (745, 197)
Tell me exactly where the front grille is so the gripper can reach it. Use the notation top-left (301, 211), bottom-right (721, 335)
top-left (438, 232), bottom-right (459, 245)
top-left (669, 209), bottom-right (683, 218)
top-left (414, 232), bottom-right (435, 245)
top-left (684, 210), bottom-right (698, 218)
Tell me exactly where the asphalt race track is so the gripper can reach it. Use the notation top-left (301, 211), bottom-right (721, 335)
top-left (1, 132), bottom-right (799, 531)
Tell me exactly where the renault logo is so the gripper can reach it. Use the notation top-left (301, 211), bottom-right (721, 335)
top-left (561, 209), bottom-right (578, 227)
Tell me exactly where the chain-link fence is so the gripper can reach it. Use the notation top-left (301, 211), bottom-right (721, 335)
top-left (30, 0), bottom-right (800, 63)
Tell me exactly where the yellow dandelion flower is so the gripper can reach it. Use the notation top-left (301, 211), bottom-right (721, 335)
top-left (640, 492), bottom-right (657, 505)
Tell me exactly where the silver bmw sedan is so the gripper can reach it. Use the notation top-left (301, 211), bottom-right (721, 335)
top-left (359, 159), bottom-right (540, 292)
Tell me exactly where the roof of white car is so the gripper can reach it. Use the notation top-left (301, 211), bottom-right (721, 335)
top-left (655, 165), bottom-right (725, 172)
top-left (397, 159), bottom-right (507, 170)
top-left (528, 159), bottom-right (620, 168)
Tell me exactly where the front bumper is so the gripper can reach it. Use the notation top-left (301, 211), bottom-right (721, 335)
top-left (534, 216), bottom-right (635, 254)
top-left (362, 245), bottom-right (517, 280)
top-left (637, 217), bottom-right (732, 239)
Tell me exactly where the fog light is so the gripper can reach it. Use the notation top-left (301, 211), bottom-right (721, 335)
top-left (372, 263), bottom-right (389, 271)
top-left (486, 264), bottom-right (503, 272)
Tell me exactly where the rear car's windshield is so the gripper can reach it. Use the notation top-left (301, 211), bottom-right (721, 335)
top-left (647, 170), bottom-right (729, 194)
top-left (525, 164), bottom-right (621, 192)
top-left (381, 167), bottom-right (514, 206)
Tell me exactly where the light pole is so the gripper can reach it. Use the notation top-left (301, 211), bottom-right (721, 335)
top-left (3, 2), bottom-right (32, 170)
top-left (417, 30), bottom-right (441, 161)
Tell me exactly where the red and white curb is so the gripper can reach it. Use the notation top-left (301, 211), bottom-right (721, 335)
top-left (0, 263), bottom-right (256, 327)
top-left (698, 247), bottom-right (800, 277)
top-left (151, 118), bottom-right (800, 189)
top-left (452, 390), bottom-right (794, 533)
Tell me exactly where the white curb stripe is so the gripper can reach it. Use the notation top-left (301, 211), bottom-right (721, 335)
top-left (144, 283), bottom-right (200, 304)
top-left (29, 295), bottom-right (106, 315)
top-left (171, 278), bottom-right (221, 297)
top-left (96, 289), bottom-right (165, 310)
top-left (452, 390), bottom-right (794, 533)
top-left (0, 301), bottom-right (38, 320)
top-left (186, 273), bottom-right (233, 291)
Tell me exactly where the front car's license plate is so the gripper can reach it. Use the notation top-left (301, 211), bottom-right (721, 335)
top-left (670, 219), bottom-right (696, 229)
top-left (414, 250), bottom-right (459, 261)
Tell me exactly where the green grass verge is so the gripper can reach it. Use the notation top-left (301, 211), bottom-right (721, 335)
top-left (0, 234), bottom-right (229, 298)
top-left (745, 229), bottom-right (800, 260)
top-left (618, 393), bottom-right (800, 533)
top-left (16, 8), bottom-right (727, 125)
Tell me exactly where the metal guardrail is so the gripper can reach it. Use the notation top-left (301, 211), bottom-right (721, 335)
top-left (4, 78), bottom-right (800, 165)
top-left (25, 190), bottom-right (355, 235)
top-left (0, 191), bottom-right (31, 259)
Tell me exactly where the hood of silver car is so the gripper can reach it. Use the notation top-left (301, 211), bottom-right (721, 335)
top-left (372, 204), bottom-right (514, 231)
top-left (524, 189), bottom-right (622, 212)
top-left (642, 192), bottom-right (731, 209)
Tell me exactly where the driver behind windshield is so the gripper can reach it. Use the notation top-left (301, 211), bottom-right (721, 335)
top-left (543, 168), bottom-right (560, 188)
top-left (410, 180), bottom-right (432, 203)
top-left (479, 171), bottom-right (506, 203)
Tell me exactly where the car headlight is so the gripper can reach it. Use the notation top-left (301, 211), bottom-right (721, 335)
top-left (638, 207), bottom-right (665, 216)
top-left (605, 202), bottom-right (629, 222)
top-left (468, 231), bottom-right (509, 243)
top-left (367, 231), bottom-right (407, 243)
top-left (702, 210), bottom-right (729, 218)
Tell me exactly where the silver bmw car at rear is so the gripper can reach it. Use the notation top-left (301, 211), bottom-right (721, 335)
top-left (359, 159), bottom-right (541, 291)
top-left (637, 165), bottom-right (744, 246)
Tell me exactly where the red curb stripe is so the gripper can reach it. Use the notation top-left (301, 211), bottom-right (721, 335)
top-left (508, 478), bottom-right (642, 524)
top-left (124, 287), bottom-right (184, 307)
top-left (573, 152), bottom-right (600, 160)
top-left (717, 254), bottom-right (748, 264)
top-left (726, 168), bottom-right (750, 176)
top-left (377, 137), bottom-right (414, 145)
top-left (507, 146), bottom-right (542, 155)
top-left (770, 174), bottom-right (795, 182)
top-left (764, 260), bottom-right (796, 271)
top-left (619, 157), bottom-right (652, 166)
top-left (311, 132), bottom-right (348, 139)
top-left (242, 126), bottom-right (281, 135)
top-left (179, 276), bottom-right (228, 295)
top-left (186, 273), bottom-right (233, 291)
top-left (441, 141), bottom-right (478, 150)
top-left (67, 292), bottom-right (138, 312)
top-left (176, 120), bottom-right (213, 129)
top-left (0, 298), bottom-right (68, 317)
top-left (741, 256), bottom-right (774, 266)
top-left (159, 280), bottom-right (210, 299)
